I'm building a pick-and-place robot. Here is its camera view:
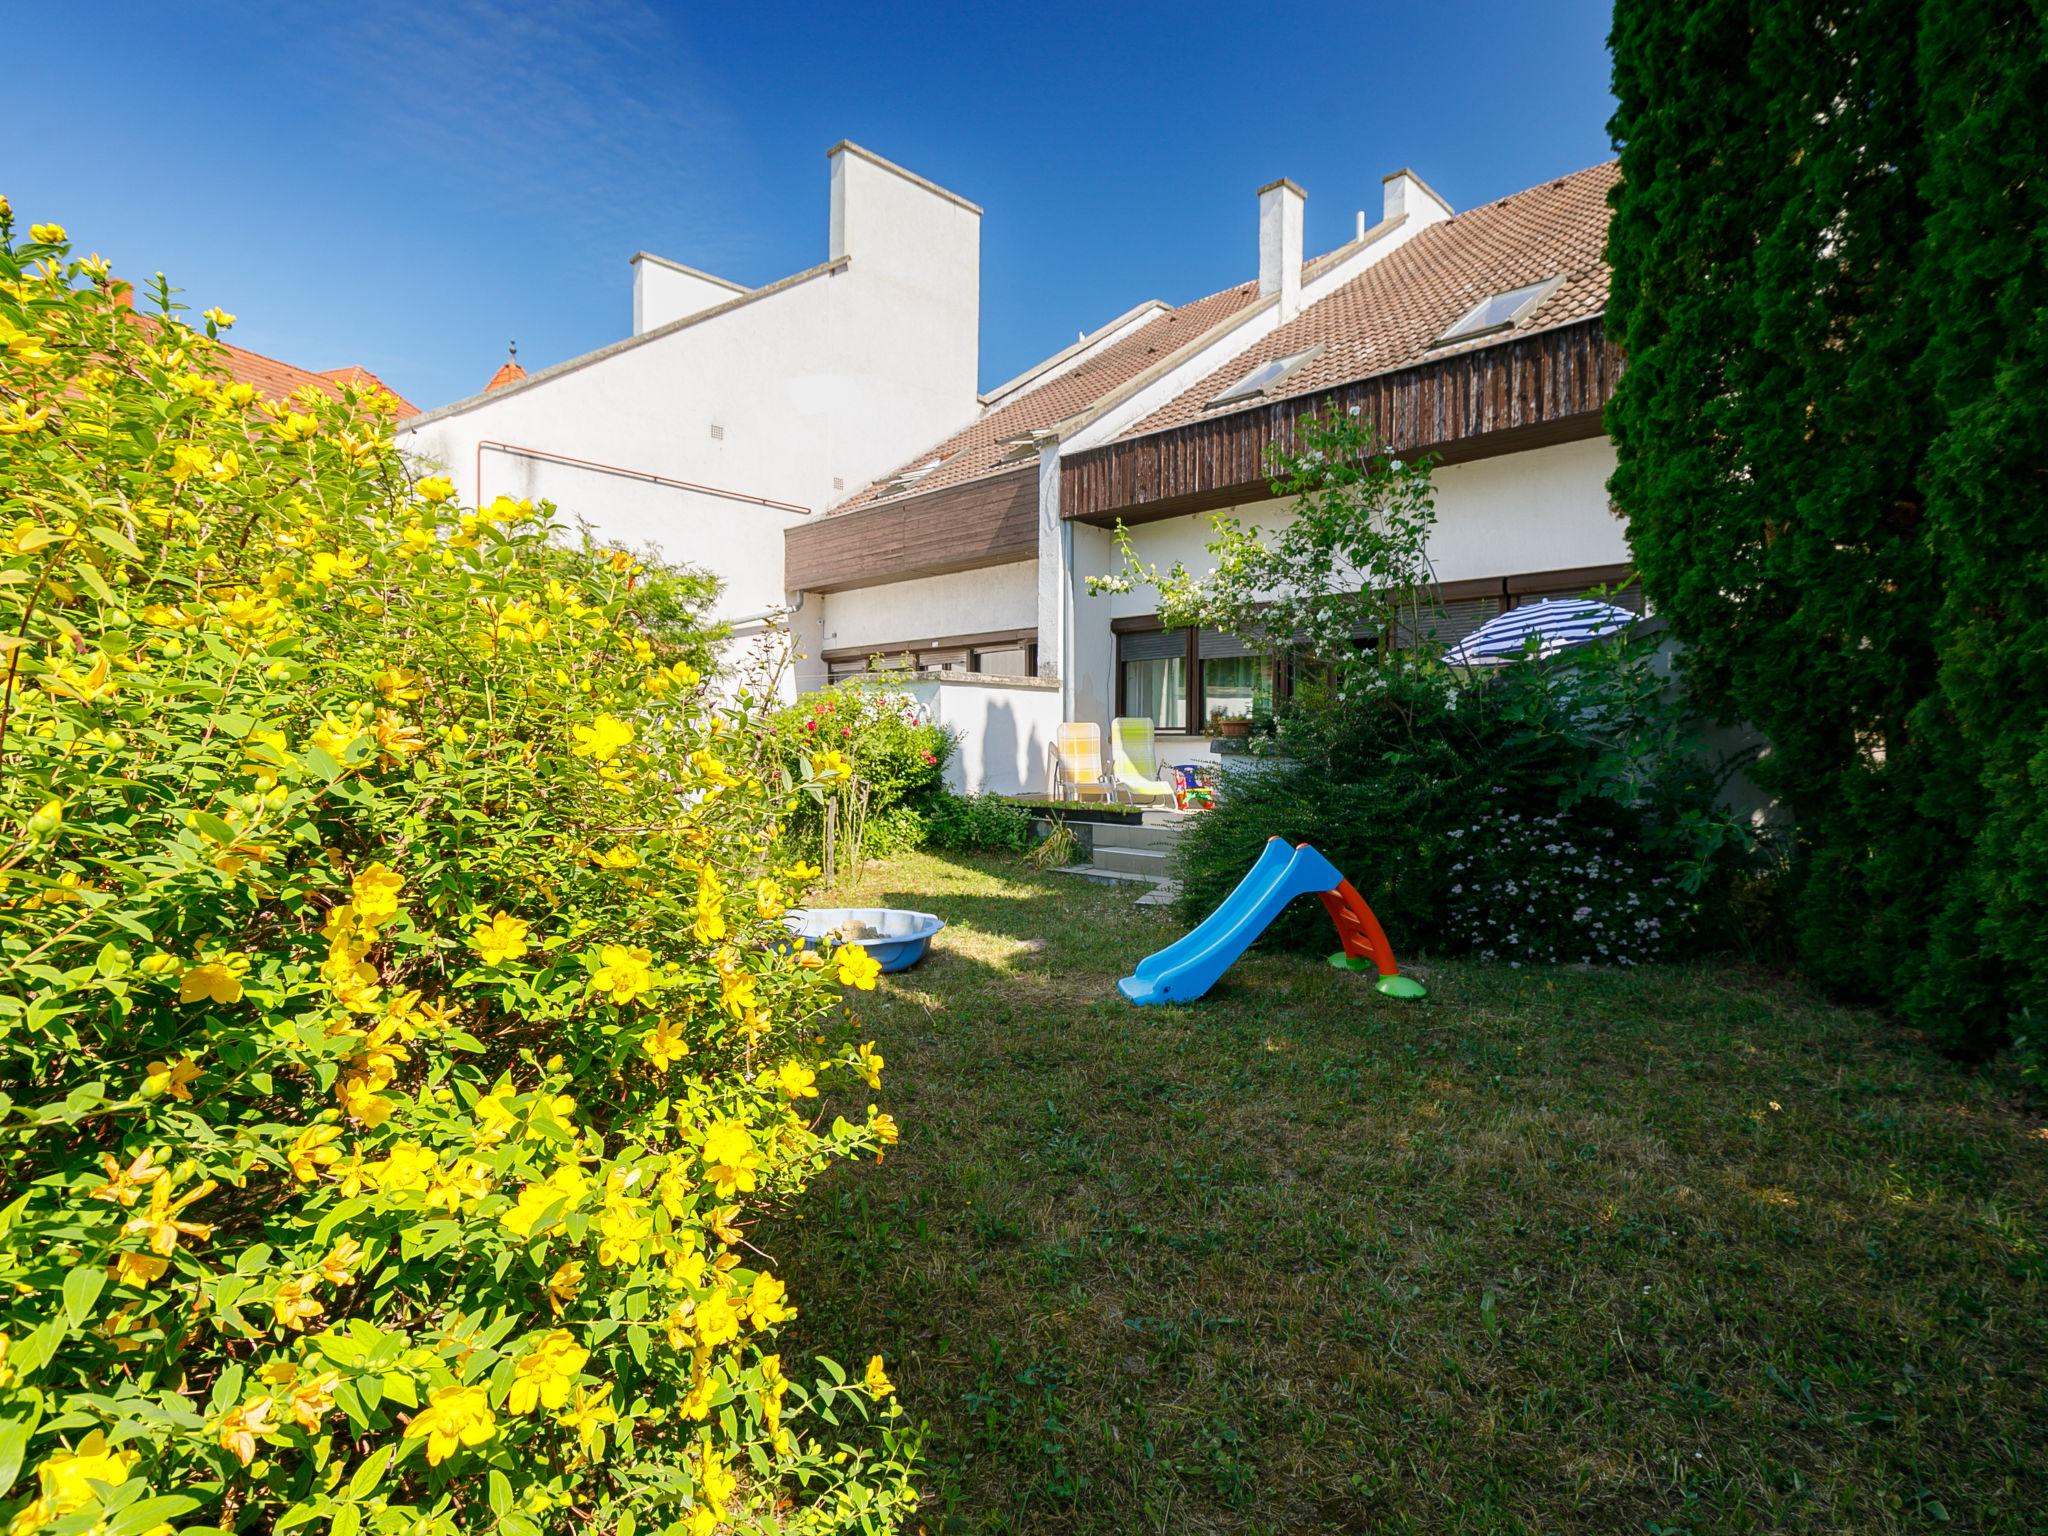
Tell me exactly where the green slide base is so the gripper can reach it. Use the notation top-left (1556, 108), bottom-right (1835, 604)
top-left (1327, 954), bottom-right (1427, 998)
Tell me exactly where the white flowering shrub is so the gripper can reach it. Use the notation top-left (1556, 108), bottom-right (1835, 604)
top-left (1440, 803), bottom-right (1690, 965)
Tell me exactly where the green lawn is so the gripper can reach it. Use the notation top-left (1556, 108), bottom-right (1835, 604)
top-left (766, 852), bottom-right (2047, 1534)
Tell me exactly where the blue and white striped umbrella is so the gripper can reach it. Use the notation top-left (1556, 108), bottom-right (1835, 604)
top-left (1442, 597), bottom-right (1638, 666)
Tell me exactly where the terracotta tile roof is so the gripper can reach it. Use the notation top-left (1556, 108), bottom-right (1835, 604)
top-left (116, 300), bottom-right (419, 419)
top-left (1120, 161), bottom-right (1618, 440)
top-left (834, 279), bottom-right (1262, 512)
top-left (485, 359), bottom-right (527, 392)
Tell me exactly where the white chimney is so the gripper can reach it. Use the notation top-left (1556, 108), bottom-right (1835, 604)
top-left (1257, 177), bottom-right (1306, 322)
top-left (1380, 168), bottom-right (1454, 230)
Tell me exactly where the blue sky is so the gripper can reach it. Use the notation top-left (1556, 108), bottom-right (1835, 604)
top-left (5, 0), bottom-right (1616, 411)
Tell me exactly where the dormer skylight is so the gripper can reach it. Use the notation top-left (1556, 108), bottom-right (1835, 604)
top-left (1206, 345), bottom-right (1323, 409)
top-left (994, 428), bottom-right (1059, 464)
top-left (1432, 276), bottom-right (1562, 347)
top-left (873, 452), bottom-right (956, 497)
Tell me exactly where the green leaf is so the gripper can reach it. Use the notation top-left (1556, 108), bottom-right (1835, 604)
top-left (110, 1496), bottom-right (201, 1535)
top-left (331, 1502), bottom-right (361, 1536)
top-left (0, 1409), bottom-right (39, 1494)
top-left (90, 525), bottom-right (145, 560)
top-left (487, 1471), bottom-right (512, 1519)
top-left (190, 810), bottom-right (237, 846)
top-left (347, 1445), bottom-right (392, 1499)
top-left (63, 1263), bottom-right (106, 1328)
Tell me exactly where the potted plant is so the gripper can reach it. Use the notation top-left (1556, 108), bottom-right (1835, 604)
top-left (1210, 707), bottom-right (1252, 740)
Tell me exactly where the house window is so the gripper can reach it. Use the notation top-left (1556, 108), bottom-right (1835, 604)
top-left (823, 630), bottom-right (1037, 682)
top-left (1432, 277), bottom-right (1562, 347)
top-left (1118, 629), bottom-right (1188, 729)
top-left (1196, 628), bottom-right (1273, 720)
top-left (1206, 346), bottom-right (1323, 409)
top-left (1115, 623), bottom-right (1277, 733)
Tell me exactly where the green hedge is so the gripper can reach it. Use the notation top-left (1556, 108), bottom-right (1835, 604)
top-left (1607, 0), bottom-right (2048, 1051)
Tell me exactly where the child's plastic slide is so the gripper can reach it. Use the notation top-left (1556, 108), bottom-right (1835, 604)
top-left (1116, 837), bottom-right (1426, 1006)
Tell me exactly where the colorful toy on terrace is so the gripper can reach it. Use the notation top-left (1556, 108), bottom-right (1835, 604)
top-left (1117, 837), bottom-right (1426, 1006)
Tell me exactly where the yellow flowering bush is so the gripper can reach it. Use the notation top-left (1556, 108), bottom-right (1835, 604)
top-left (0, 211), bottom-right (915, 1534)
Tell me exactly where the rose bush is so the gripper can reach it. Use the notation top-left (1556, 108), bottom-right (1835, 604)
top-left (0, 209), bottom-right (916, 1535)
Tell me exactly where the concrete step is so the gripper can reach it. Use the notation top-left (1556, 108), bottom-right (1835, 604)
top-left (1089, 821), bottom-right (1183, 854)
top-left (1048, 863), bottom-right (1181, 907)
top-left (1049, 863), bottom-right (1162, 889)
top-left (1092, 845), bottom-right (1174, 878)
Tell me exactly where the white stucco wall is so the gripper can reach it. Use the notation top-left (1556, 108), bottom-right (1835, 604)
top-left (474, 450), bottom-right (804, 626)
top-left (902, 677), bottom-right (1063, 797)
top-left (1425, 436), bottom-right (1624, 582)
top-left (809, 562), bottom-right (1036, 657)
top-left (631, 255), bottom-right (748, 335)
top-left (396, 143), bottom-right (983, 666)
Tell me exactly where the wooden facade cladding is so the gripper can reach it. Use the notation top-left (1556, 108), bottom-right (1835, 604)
top-left (783, 467), bottom-right (1038, 593)
top-left (1060, 317), bottom-right (1622, 527)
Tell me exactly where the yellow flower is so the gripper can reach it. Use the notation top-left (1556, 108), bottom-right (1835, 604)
top-left (287, 1371), bottom-right (340, 1431)
top-left (812, 749), bottom-right (853, 784)
top-left (0, 398), bottom-right (51, 434)
top-left (863, 1353), bottom-right (894, 1398)
top-left (144, 1052), bottom-right (203, 1097)
top-left (289, 1124), bottom-right (344, 1182)
top-left (754, 877), bottom-right (786, 918)
top-left (13, 1432), bottom-right (138, 1531)
top-left (318, 1237), bottom-right (366, 1286)
top-left (403, 1383), bottom-right (496, 1466)
top-left (871, 1110), bottom-right (901, 1152)
top-left (836, 944), bottom-right (882, 991)
top-left (271, 1275), bottom-right (325, 1332)
top-left (692, 1440), bottom-right (737, 1522)
top-left (640, 1019), bottom-right (690, 1072)
top-left (350, 862), bottom-right (405, 926)
top-left (203, 306), bottom-right (235, 327)
top-left (415, 475), bottom-right (456, 504)
top-left (547, 1260), bottom-right (585, 1316)
top-left (589, 944), bottom-right (654, 1004)
top-left (122, 1175), bottom-right (216, 1257)
top-left (742, 1270), bottom-right (793, 1329)
top-left (693, 866), bottom-right (726, 944)
top-left (557, 1381), bottom-right (616, 1458)
top-left (773, 1060), bottom-right (818, 1101)
top-left (501, 1164), bottom-right (589, 1239)
top-left (424, 1156), bottom-right (493, 1213)
top-left (218, 1396), bottom-right (274, 1466)
top-left (853, 1039), bottom-right (885, 1089)
top-left (693, 1291), bottom-right (740, 1347)
top-left (460, 914), bottom-right (529, 972)
top-left (570, 713), bottom-right (635, 762)
top-left (700, 1120), bottom-right (762, 1199)
top-left (306, 548), bottom-right (366, 585)
top-left (90, 1148), bottom-right (166, 1208)
top-left (508, 1330), bottom-right (589, 1414)
top-left (110, 1250), bottom-right (169, 1288)
top-left (374, 665), bottom-right (422, 703)
top-left (29, 222), bottom-right (66, 244)
top-left (596, 1198), bottom-right (652, 1267)
top-left (41, 651), bottom-right (118, 706)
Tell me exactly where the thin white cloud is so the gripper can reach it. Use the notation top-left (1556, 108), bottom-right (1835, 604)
top-left (227, 0), bottom-right (761, 268)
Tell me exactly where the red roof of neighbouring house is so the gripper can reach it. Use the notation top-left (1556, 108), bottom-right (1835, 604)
top-left (485, 358), bottom-right (527, 392)
top-left (112, 288), bottom-right (419, 418)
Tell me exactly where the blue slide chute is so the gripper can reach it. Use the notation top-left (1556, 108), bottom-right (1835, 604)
top-left (1117, 838), bottom-right (1350, 1006)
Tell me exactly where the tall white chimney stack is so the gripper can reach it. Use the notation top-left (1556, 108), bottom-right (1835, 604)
top-left (1380, 168), bottom-right (1455, 229)
top-left (1257, 178), bottom-right (1306, 322)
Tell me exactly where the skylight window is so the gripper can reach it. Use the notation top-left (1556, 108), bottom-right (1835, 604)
top-left (873, 452), bottom-right (956, 497)
top-left (1206, 346), bottom-right (1322, 409)
top-left (1433, 277), bottom-right (1562, 346)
